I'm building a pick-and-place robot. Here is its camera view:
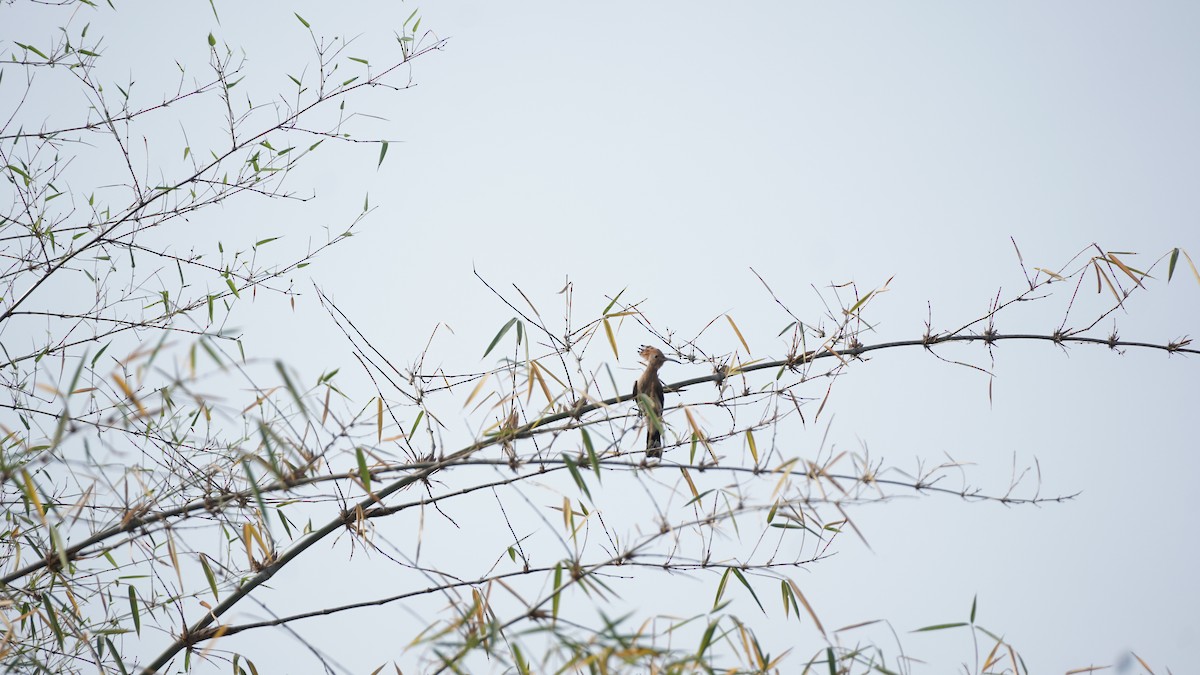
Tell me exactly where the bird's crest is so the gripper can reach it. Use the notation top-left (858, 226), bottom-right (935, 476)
top-left (638, 345), bottom-right (664, 363)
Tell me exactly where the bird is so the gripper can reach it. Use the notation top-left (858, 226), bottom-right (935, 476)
top-left (632, 345), bottom-right (678, 458)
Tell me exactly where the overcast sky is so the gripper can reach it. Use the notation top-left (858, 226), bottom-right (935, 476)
top-left (6, 1), bottom-right (1199, 672)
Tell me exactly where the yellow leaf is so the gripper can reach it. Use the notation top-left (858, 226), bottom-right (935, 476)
top-left (377, 397), bottom-right (383, 443)
top-left (746, 429), bottom-right (758, 464)
top-left (1182, 249), bottom-right (1200, 286)
top-left (680, 467), bottom-right (699, 499)
top-left (21, 469), bottom-right (45, 520)
top-left (243, 523), bottom-right (255, 567)
top-left (168, 534), bottom-right (182, 588)
top-left (1107, 253), bottom-right (1144, 288)
top-left (786, 579), bottom-right (826, 637)
top-left (1094, 262), bottom-right (1123, 304)
top-left (530, 361), bottom-right (554, 404)
top-left (683, 406), bottom-right (718, 463)
top-left (463, 374), bottom-right (490, 408)
top-left (726, 314), bottom-right (751, 354)
top-left (112, 373), bottom-right (147, 417)
top-left (603, 318), bottom-right (619, 359)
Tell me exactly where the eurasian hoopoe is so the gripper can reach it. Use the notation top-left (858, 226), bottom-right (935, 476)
top-left (632, 345), bottom-right (678, 458)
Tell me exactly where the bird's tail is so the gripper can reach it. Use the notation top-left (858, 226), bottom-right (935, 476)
top-left (646, 429), bottom-right (662, 458)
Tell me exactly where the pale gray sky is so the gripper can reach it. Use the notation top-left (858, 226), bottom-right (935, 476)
top-left (4, 0), bottom-right (1198, 672)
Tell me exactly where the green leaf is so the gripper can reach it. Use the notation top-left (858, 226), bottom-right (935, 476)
top-left (294, 12), bottom-right (310, 27)
top-left (242, 461), bottom-right (270, 526)
top-left (41, 595), bottom-right (64, 648)
top-left (581, 428), bottom-right (601, 480)
top-left (207, 33), bottom-right (215, 47)
top-left (562, 453), bottom-right (591, 501)
top-left (377, 140), bottom-right (389, 168)
top-left (128, 586), bottom-right (141, 635)
top-left (913, 621), bottom-right (969, 632)
top-left (713, 568), bottom-right (731, 609)
top-left (16, 42), bottom-right (49, 59)
top-left (731, 567), bottom-right (766, 613)
top-left (6, 164), bottom-right (31, 182)
top-left (408, 409), bottom-right (424, 438)
top-left (356, 447), bottom-right (371, 492)
top-left (349, 56), bottom-right (369, 65)
top-left (696, 619), bottom-right (718, 658)
top-left (483, 317), bottom-right (518, 358)
top-left (601, 287), bottom-right (626, 315)
top-left (1168, 248), bottom-right (1179, 281)
top-left (845, 289), bottom-right (875, 316)
top-left (254, 237), bottom-right (279, 247)
top-left (552, 562), bottom-right (563, 621)
top-left (199, 554), bottom-right (219, 600)
top-left (91, 341), bottom-right (110, 367)
top-left (780, 579), bottom-right (797, 619)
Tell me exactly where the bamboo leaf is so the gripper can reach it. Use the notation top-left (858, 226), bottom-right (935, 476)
top-left (726, 314), bottom-right (751, 354)
top-left (552, 562), bottom-right (563, 621)
top-left (713, 568), bottom-right (731, 610)
top-left (20, 469), bottom-right (46, 519)
top-left (581, 428), bottom-right (601, 480)
top-left (356, 446), bottom-right (372, 493)
top-left (463, 374), bottom-right (491, 409)
top-left (483, 317), bottom-right (518, 358)
top-left (696, 619), bottom-right (719, 658)
top-left (41, 595), bottom-right (63, 648)
top-left (602, 318), bottom-right (619, 359)
top-left (1182, 249), bottom-right (1200, 286)
top-left (680, 467), bottom-right (699, 499)
top-left (731, 568), bottom-right (765, 613)
top-left (562, 453), bottom-right (591, 501)
top-left (378, 140), bottom-right (389, 168)
top-left (601, 288), bottom-right (626, 315)
top-left (787, 579), bottom-right (826, 636)
top-left (746, 429), bottom-right (758, 463)
top-left (1107, 253), bottom-right (1144, 287)
top-left (913, 622), bottom-right (969, 632)
top-left (199, 554), bottom-right (219, 600)
top-left (780, 579), bottom-right (797, 619)
top-left (845, 289), bottom-right (875, 316)
top-left (128, 586), bottom-right (141, 635)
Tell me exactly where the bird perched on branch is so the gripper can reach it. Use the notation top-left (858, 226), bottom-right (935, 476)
top-left (632, 345), bottom-right (678, 458)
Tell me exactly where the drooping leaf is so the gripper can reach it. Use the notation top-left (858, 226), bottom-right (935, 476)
top-left (482, 317), bottom-right (518, 358)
